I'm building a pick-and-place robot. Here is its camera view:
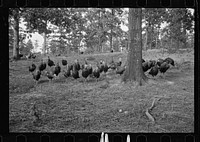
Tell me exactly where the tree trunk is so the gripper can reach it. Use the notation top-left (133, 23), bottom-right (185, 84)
top-left (144, 27), bottom-right (148, 51)
top-left (155, 29), bottom-right (158, 49)
top-left (110, 9), bottom-right (114, 51)
top-left (110, 34), bottom-right (112, 52)
top-left (122, 8), bottom-right (147, 85)
top-left (183, 28), bottom-right (187, 48)
top-left (42, 20), bottom-right (47, 55)
top-left (98, 36), bottom-right (101, 52)
top-left (43, 32), bottom-right (47, 54)
top-left (12, 8), bottom-right (20, 60)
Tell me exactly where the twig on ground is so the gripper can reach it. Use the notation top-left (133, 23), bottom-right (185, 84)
top-left (145, 98), bottom-right (161, 124)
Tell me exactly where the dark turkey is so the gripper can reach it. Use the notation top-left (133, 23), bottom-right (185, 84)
top-left (164, 57), bottom-right (175, 66)
top-left (149, 65), bottom-right (159, 77)
top-left (93, 66), bottom-right (100, 81)
top-left (116, 65), bottom-right (126, 76)
top-left (62, 59), bottom-right (67, 66)
top-left (54, 62), bottom-right (61, 77)
top-left (29, 63), bottom-right (36, 73)
top-left (38, 59), bottom-right (46, 72)
top-left (47, 56), bottom-right (55, 67)
top-left (159, 62), bottom-right (170, 78)
top-left (32, 70), bottom-right (41, 84)
top-left (157, 58), bottom-right (164, 67)
top-left (72, 64), bottom-right (79, 79)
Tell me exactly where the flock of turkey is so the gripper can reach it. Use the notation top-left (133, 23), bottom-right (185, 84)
top-left (28, 56), bottom-right (175, 85)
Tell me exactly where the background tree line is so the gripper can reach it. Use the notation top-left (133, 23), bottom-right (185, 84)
top-left (9, 8), bottom-right (194, 59)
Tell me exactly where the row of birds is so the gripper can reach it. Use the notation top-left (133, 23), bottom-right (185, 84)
top-left (29, 56), bottom-right (175, 84)
top-left (142, 57), bottom-right (175, 78)
top-left (29, 56), bottom-right (122, 84)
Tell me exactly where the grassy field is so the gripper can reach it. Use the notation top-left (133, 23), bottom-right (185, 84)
top-left (9, 49), bottom-right (194, 132)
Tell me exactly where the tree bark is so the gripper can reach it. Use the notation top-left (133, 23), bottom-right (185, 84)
top-left (110, 9), bottom-right (114, 52)
top-left (43, 32), bottom-right (46, 54)
top-left (13, 8), bottom-right (20, 60)
top-left (122, 8), bottom-right (148, 85)
top-left (144, 26), bottom-right (148, 51)
top-left (42, 20), bottom-right (47, 55)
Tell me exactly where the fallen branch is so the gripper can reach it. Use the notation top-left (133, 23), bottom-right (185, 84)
top-left (145, 98), bottom-right (161, 123)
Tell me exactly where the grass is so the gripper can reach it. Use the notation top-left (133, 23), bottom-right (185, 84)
top-left (9, 49), bottom-right (194, 132)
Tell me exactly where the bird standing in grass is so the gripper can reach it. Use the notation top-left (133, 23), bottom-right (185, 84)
top-left (63, 64), bottom-right (71, 79)
top-left (116, 57), bottom-right (122, 66)
top-left (32, 70), bottom-right (41, 85)
top-left (44, 70), bottom-right (54, 83)
top-left (116, 65), bottom-right (126, 76)
top-left (62, 59), bottom-right (67, 66)
top-left (102, 61), bottom-right (109, 75)
top-left (157, 58), bottom-right (164, 67)
top-left (47, 56), bottom-right (55, 67)
top-left (93, 66), bottom-right (100, 82)
top-left (142, 61), bottom-right (150, 72)
top-left (87, 64), bottom-right (93, 77)
top-left (38, 59), bottom-right (46, 74)
top-left (29, 62), bottom-right (36, 73)
top-left (149, 65), bottom-right (159, 78)
top-left (164, 57), bottom-right (175, 66)
top-left (109, 57), bottom-right (117, 71)
top-left (72, 64), bottom-right (80, 80)
top-left (81, 65), bottom-right (90, 82)
top-left (53, 62), bottom-right (61, 79)
top-left (158, 62), bottom-right (170, 78)
top-left (99, 60), bottom-right (104, 73)
top-left (74, 59), bottom-right (81, 71)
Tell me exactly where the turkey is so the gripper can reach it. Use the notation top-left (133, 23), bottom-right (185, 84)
top-left (68, 64), bottom-right (73, 71)
top-left (142, 61), bottom-right (150, 72)
top-left (38, 59), bottom-right (46, 73)
top-left (19, 53), bottom-right (23, 58)
top-left (93, 66), bottom-right (100, 82)
top-left (26, 53), bottom-right (32, 59)
top-left (81, 66), bottom-right (90, 82)
top-left (116, 65), bottom-right (126, 76)
top-left (29, 63), bottom-right (36, 73)
top-left (99, 60), bottom-right (104, 73)
top-left (72, 64), bottom-right (80, 79)
top-left (54, 62), bottom-right (61, 77)
top-left (87, 64), bottom-right (93, 76)
top-left (158, 62), bottom-right (170, 78)
top-left (63, 64), bottom-right (71, 79)
top-left (47, 56), bottom-right (55, 67)
top-left (62, 59), bottom-right (67, 66)
top-left (109, 57), bottom-right (117, 70)
top-left (102, 61), bottom-right (109, 74)
top-left (116, 57), bottom-right (122, 66)
top-left (149, 60), bottom-right (157, 67)
top-left (74, 59), bottom-right (81, 71)
top-left (32, 70), bottom-right (41, 85)
top-left (149, 65), bottom-right (159, 77)
top-left (157, 58), bottom-right (164, 67)
top-left (164, 57), bottom-right (175, 66)
top-left (44, 70), bottom-right (55, 82)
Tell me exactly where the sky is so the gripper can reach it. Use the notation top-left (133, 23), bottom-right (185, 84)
top-left (20, 8), bottom-right (194, 53)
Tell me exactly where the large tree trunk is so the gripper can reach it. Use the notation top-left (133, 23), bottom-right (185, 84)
top-left (12, 8), bottom-right (20, 60)
top-left (122, 8), bottom-right (147, 85)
